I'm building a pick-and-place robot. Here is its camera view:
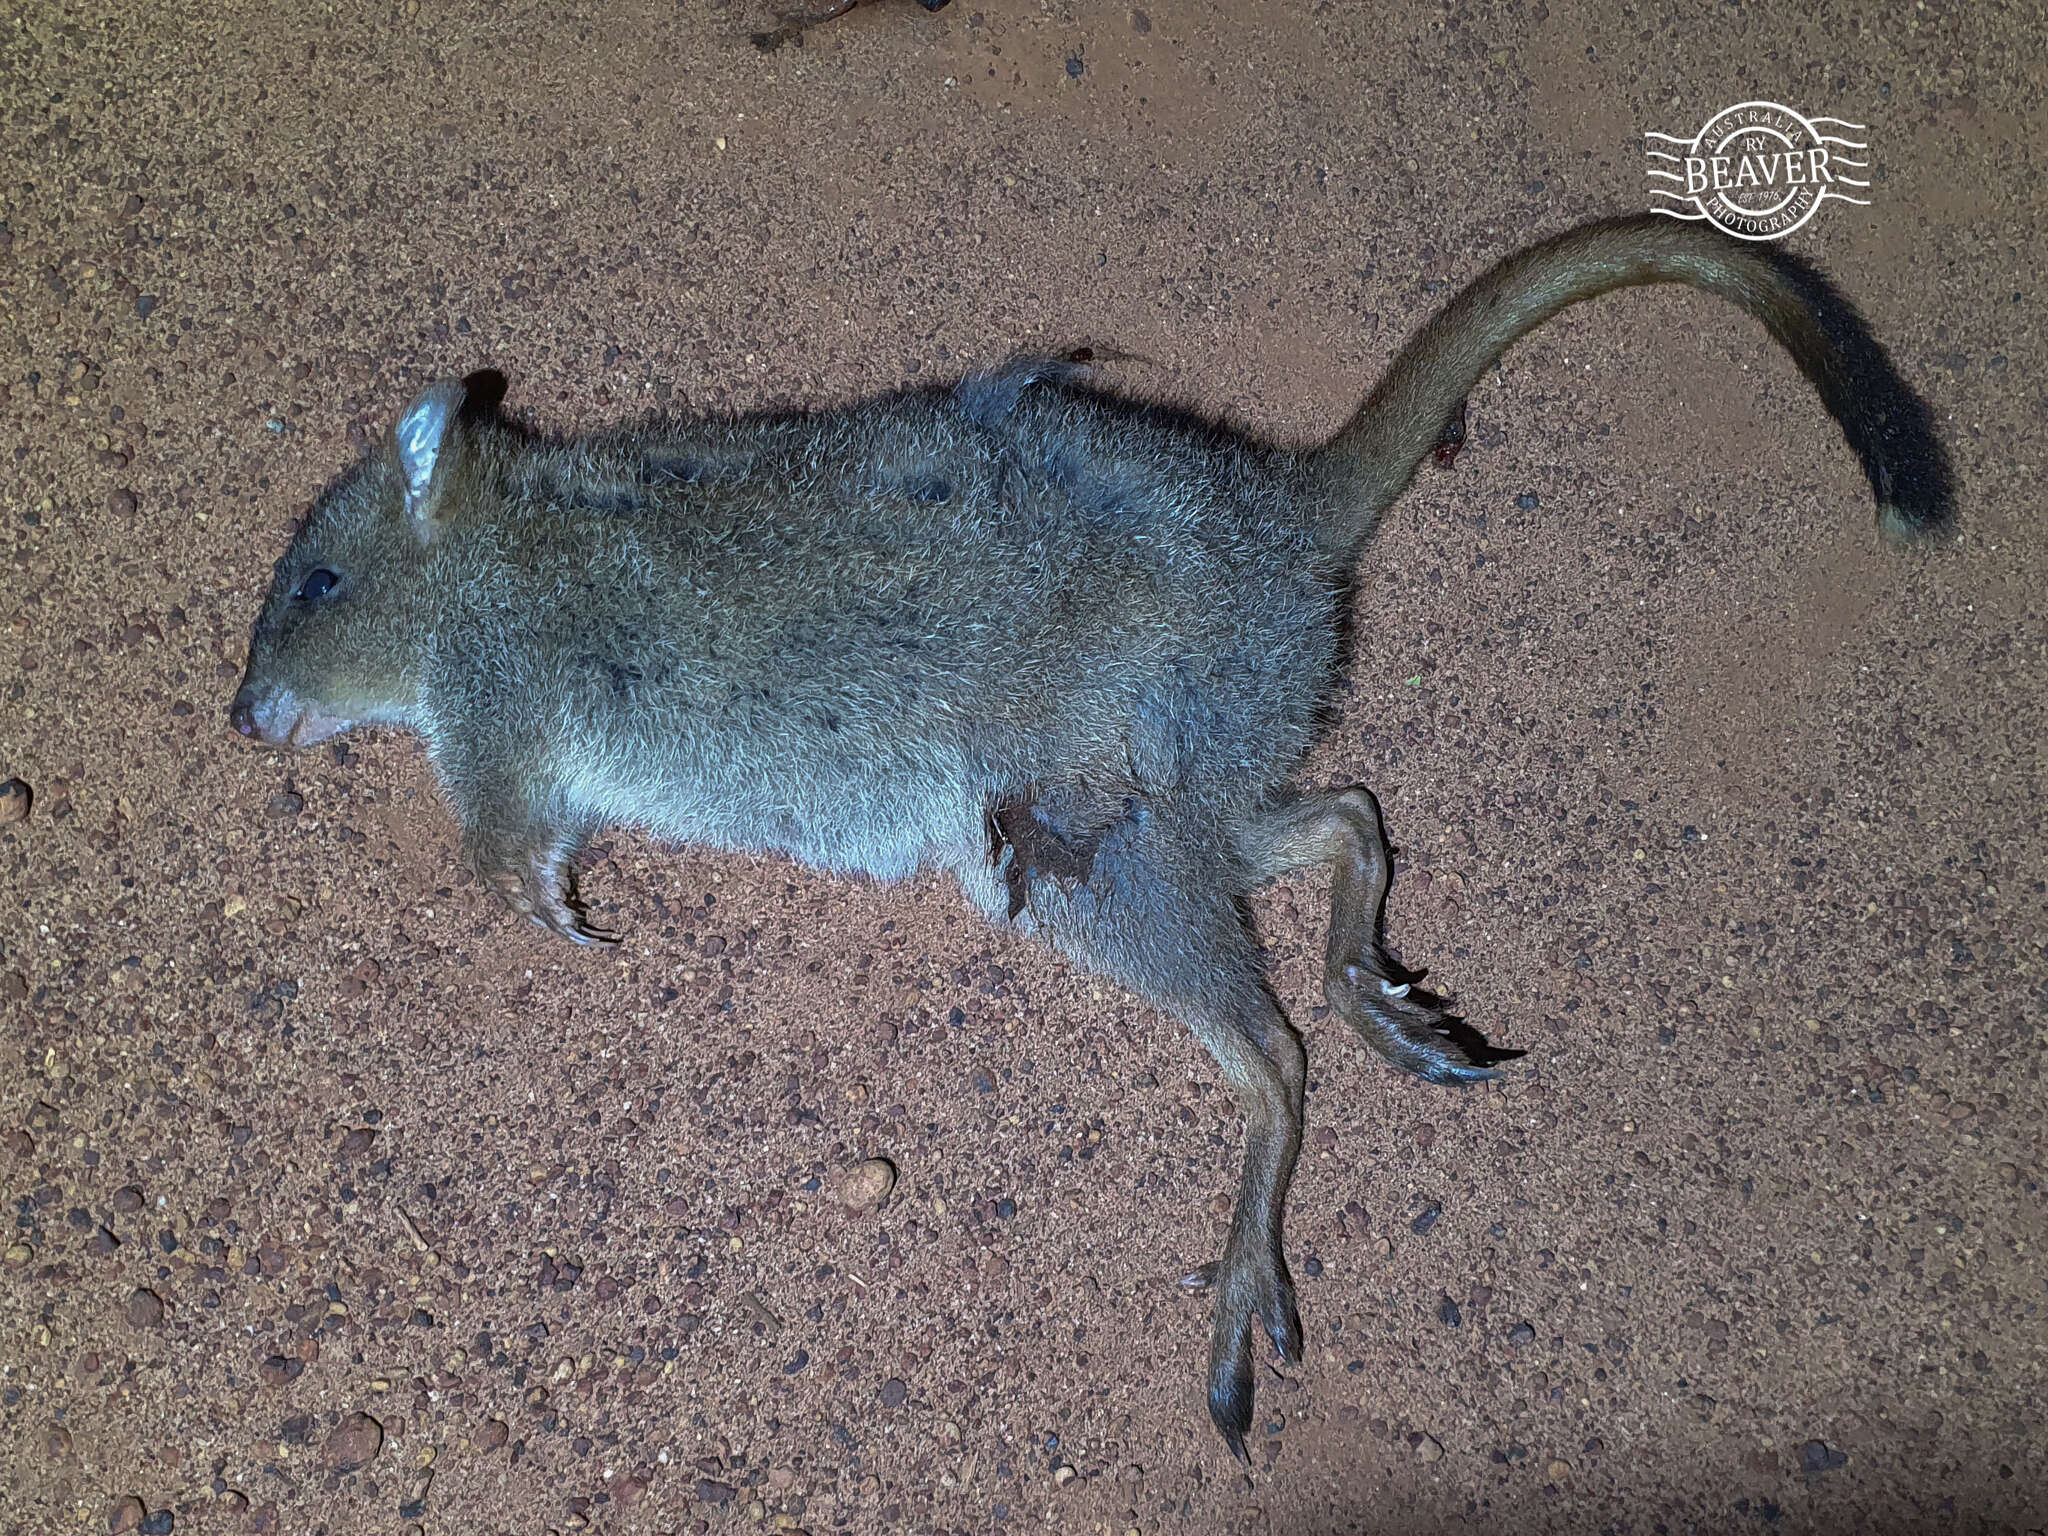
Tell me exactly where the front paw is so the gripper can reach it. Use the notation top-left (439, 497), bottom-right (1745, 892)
top-left (480, 852), bottom-right (619, 947)
top-left (1329, 958), bottom-right (1514, 1085)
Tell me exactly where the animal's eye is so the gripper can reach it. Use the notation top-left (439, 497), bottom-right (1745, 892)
top-left (295, 568), bottom-right (339, 602)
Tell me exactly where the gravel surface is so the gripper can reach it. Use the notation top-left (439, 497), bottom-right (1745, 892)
top-left (2, 2), bottom-right (2042, 1533)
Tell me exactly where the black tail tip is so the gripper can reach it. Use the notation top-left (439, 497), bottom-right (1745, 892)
top-left (1879, 500), bottom-right (1950, 547)
top-left (1869, 416), bottom-right (1957, 547)
top-left (1875, 484), bottom-right (1955, 545)
top-left (1754, 239), bottom-right (1959, 545)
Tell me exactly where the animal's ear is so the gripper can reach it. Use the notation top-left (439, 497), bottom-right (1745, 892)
top-left (394, 379), bottom-right (467, 540)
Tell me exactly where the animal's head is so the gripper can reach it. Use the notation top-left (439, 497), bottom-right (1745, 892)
top-left (230, 377), bottom-right (485, 747)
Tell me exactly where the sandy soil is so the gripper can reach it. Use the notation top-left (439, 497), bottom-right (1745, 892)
top-left (3, 2), bottom-right (2043, 1533)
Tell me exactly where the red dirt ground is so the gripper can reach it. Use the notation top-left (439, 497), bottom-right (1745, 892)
top-left (3, 3), bottom-right (2042, 1534)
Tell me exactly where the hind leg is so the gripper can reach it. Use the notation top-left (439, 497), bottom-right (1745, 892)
top-left (990, 796), bottom-right (1304, 1461)
top-left (1242, 787), bottom-right (1510, 1084)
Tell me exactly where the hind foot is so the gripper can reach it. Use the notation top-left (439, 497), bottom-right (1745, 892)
top-left (1193, 1248), bottom-right (1301, 1462)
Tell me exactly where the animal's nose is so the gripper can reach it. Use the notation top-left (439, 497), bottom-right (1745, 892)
top-left (228, 694), bottom-right (258, 737)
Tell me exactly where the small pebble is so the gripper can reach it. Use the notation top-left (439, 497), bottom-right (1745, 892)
top-left (139, 1512), bottom-right (173, 1535)
top-left (478, 1418), bottom-right (509, 1451)
top-left (259, 1355), bottom-right (302, 1386)
top-left (106, 489), bottom-right (138, 518)
top-left (878, 1377), bottom-right (908, 1409)
top-left (0, 779), bottom-right (29, 823)
top-left (45, 1426), bottom-right (73, 1458)
top-left (113, 1185), bottom-right (144, 1213)
top-left (326, 1411), bottom-right (384, 1472)
top-left (1801, 1438), bottom-right (1847, 1473)
top-left (107, 1497), bottom-right (145, 1534)
top-left (1548, 1458), bottom-right (1572, 1480)
top-left (1416, 1434), bottom-right (1444, 1463)
top-left (124, 1288), bottom-right (165, 1329)
top-left (840, 1157), bottom-right (896, 1211)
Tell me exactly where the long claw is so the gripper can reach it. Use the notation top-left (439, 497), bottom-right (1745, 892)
top-left (1217, 1422), bottom-right (1250, 1465)
top-left (1207, 1353), bottom-right (1255, 1463)
top-left (566, 912), bottom-right (622, 947)
top-left (1269, 1310), bottom-right (1301, 1364)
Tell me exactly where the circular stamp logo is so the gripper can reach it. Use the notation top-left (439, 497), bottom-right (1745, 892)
top-left (1645, 101), bottom-right (1870, 241)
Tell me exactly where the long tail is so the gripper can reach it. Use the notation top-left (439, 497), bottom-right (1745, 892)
top-left (1307, 213), bottom-right (1954, 553)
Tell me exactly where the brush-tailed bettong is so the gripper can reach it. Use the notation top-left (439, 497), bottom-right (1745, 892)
top-left (231, 214), bottom-right (1952, 1456)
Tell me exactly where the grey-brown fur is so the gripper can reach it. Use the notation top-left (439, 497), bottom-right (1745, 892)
top-left (231, 214), bottom-right (1952, 1458)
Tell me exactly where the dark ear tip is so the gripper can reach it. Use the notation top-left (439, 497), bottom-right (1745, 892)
top-left (458, 368), bottom-right (509, 420)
